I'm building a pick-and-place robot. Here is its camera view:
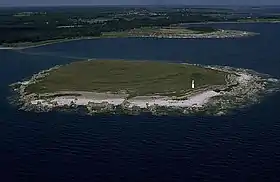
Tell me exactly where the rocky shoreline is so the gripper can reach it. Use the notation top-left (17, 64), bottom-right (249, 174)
top-left (126, 30), bottom-right (258, 39)
top-left (9, 63), bottom-right (279, 116)
top-left (0, 30), bottom-right (257, 51)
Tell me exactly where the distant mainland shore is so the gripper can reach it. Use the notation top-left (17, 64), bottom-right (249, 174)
top-left (1, 26), bottom-right (258, 50)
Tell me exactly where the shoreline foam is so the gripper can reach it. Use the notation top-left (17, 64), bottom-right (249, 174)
top-left (29, 90), bottom-right (221, 109)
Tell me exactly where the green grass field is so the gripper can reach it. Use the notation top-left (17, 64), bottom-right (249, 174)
top-left (26, 60), bottom-right (227, 97)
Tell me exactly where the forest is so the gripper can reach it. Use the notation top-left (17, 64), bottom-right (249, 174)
top-left (0, 6), bottom-right (278, 45)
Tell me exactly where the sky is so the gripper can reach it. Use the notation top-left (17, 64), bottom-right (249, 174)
top-left (0, 0), bottom-right (280, 7)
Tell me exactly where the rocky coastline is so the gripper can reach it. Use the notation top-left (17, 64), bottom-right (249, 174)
top-left (0, 30), bottom-right (258, 51)
top-left (126, 30), bottom-right (258, 39)
top-left (9, 63), bottom-right (279, 116)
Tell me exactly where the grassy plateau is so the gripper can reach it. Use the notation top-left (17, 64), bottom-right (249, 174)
top-left (26, 60), bottom-right (227, 97)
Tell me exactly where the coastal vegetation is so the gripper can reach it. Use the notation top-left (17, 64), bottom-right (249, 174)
top-left (101, 26), bottom-right (218, 37)
top-left (101, 27), bottom-right (255, 39)
top-left (26, 60), bottom-right (227, 97)
top-left (184, 26), bottom-right (218, 33)
top-left (1, 37), bottom-right (99, 48)
top-left (237, 17), bottom-right (280, 23)
top-left (0, 7), bottom-right (226, 46)
top-left (0, 6), bottom-right (267, 47)
top-left (1, 26), bottom-right (255, 49)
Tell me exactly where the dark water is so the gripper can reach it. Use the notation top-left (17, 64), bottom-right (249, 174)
top-left (1, 23), bottom-right (280, 182)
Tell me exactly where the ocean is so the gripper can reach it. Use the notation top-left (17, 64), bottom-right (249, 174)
top-left (1, 23), bottom-right (280, 182)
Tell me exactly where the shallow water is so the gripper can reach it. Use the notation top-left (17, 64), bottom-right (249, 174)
top-left (1, 23), bottom-right (280, 181)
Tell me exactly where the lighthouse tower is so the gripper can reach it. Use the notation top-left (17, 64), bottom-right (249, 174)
top-left (191, 80), bottom-right (195, 89)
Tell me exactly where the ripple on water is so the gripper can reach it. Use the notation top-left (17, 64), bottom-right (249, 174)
top-left (1, 23), bottom-right (280, 181)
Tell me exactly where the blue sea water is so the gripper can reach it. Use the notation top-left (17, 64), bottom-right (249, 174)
top-left (1, 23), bottom-right (280, 182)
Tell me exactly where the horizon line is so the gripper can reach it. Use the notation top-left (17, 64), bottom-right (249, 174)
top-left (1, 4), bottom-right (280, 8)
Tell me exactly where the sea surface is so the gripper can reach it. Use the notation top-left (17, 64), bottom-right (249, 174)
top-left (1, 23), bottom-right (280, 182)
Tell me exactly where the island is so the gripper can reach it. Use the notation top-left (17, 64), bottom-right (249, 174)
top-left (102, 27), bottom-right (257, 39)
top-left (10, 59), bottom-right (278, 116)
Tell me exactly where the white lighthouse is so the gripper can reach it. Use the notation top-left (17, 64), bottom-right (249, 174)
top-left (191, 80), bottom-right (195, 89)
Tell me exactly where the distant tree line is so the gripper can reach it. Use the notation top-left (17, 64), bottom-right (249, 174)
top-left (186, 26), bottom-right (218, 33)
top-left (0, 8), bottom-right (245, 44)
